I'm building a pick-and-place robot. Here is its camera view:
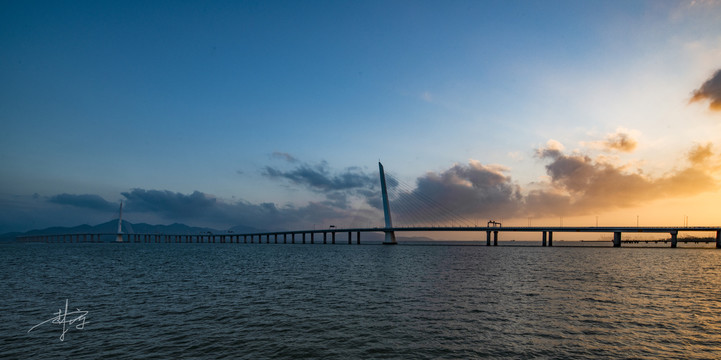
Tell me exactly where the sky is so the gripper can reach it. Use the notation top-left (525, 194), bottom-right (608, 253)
top-left (1, 0), bottom-right (720, 237)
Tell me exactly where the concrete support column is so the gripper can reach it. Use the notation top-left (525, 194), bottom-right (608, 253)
top-left (348, 232), bottom-right (352, 244)
top-left (302, 233), bottom-right (306, 244)
top-left (274, 234), bottom-right (278, 244)
top-left (310, 233), bottom-right (314, 244)
top-left (283, 233), bottom-right (287, 244)
top-left (542, 231), bottom-right (547, 246)
top-left (493, 231), bottom-right (498, 246)
top-left (716, 231), bottom-right (720, 249)
top-left (357, 231), bottom-right (361, 245)
top-left (548, 232), bottom-right (553, 247)
top-left (332, 232), bottom-right (336, 244)
top-left (486, 231), bottom-right (491, 246)
top-left (670, 231), bottom-right (678, 248)
top-left (613, 232), bottom-right (622, 247)
top-left (292, 233), bottom-right (295, 244)
top-left (323, 232), bottom-right (327, 244)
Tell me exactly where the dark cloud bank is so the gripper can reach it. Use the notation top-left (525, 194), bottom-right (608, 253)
top-left (10, 141), bottom-right (718, 234)
top-left (49, 193), bottom-right (117, 212)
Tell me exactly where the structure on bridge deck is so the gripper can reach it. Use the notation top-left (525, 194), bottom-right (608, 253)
top-left (379, 162), bottom-right (397, 245)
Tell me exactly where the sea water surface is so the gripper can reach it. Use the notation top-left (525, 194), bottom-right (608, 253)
top-left (2, 242), bottom-right (720, 359)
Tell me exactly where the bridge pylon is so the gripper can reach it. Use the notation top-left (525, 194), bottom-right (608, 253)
top-left (116, 201), bottom-right (123, 243)
top-left (379, 162), bottom-right (397, 245)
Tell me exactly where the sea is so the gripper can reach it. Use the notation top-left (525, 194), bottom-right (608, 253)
top-left (2, 241), bottom-right (720, 359)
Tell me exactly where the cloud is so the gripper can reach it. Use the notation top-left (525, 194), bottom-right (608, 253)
top-left (263, 161), bottom-right (376, 192)
top-left (580, 129), bottom-right (639, 153)
top-left (525, 142), bottom-right (719, 216)
top-left (687, 142), bottom-right (714, 164)
top-left (536, 139), bottom-right (565, 158)
top-left (48, 193), bottom-right (117, 211)
top-left (271, 151), bottom-right (299, 163)
top-left (690, 68), bottom-right (721, 111)
top-left (121, 189), bottom-right (217, 217)
top-left (388, 160), bottom-right (522, 225)
top-left (116, 188), bottom-right (381, 231)
top-left (262, 160), bottom-right (380, 210)
top-left (602, 130), bottom-right (638, 152)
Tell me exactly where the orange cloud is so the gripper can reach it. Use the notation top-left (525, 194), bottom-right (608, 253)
top-left (525, 143), bottom-right (719, 217)
top-left (603, 131), bottom-right (637, 152)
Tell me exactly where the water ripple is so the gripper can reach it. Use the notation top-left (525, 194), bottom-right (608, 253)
top-left (2, 243), bottom-right (721, 358)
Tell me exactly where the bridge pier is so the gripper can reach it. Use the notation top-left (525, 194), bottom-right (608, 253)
top-left (486, 231), bottom-right (491, 246)
top-left (310, 233), bottom-right (314, 244)
top-left (302, 233), bottom-right (306, 244)
top-left (291, 233), bottom-right (295, 244)
top-left (274, 234), bottom-right (278, 244)
top-left (283, 233), bottom-right (287, 244)
top-left (670, 231), bottom-right (678, 248)
top-left (542, 231), bottom-right (547, 246)
top-left (613, 232), bottom-right (622, 247)
top-left (323, 232), bottom-right (327, 244)
top-left (493, 231), bottom-right (498, 246)
top-left (357, 231), bottom-right (361, 245)
top-left (716, 231), bottom-right (720, 249)
top-left (348, 232), bottom-right (352, 244)
top-left (332, 232), bottom-right (336, 244)
top-left (548, 231), bottom-right (553, 247)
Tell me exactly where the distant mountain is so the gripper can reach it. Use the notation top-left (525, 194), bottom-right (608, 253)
top-left (1, 220), bottom-right (233, 242)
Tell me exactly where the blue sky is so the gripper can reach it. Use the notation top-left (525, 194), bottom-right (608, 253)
top-left (1, 0), bottom-right (720, 234)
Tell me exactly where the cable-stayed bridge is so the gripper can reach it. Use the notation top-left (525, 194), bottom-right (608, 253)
top-left (18, 163), bottom-right (721, 248)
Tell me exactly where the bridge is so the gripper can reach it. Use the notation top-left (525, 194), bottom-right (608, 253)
top-left (17, 162), bottom-right (721, 248)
